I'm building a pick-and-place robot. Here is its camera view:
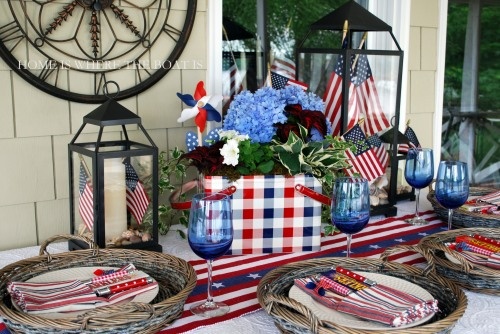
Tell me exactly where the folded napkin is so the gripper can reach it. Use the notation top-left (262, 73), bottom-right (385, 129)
top-left (8, 277), bottom-right (157, 314)
top-left (294, 270), bottom-right (438, 327)
top-left (460, 190), bottom-right (500, 213)
top-left (451, 249), bottom-right (500, 270)
top-left (448, 234), bottom-right (500, 270)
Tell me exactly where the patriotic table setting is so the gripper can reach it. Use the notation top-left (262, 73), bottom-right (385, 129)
top-left (1, 194), bottom-right (499, 334)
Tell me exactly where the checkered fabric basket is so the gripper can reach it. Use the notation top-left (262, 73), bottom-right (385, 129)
top-left (204, 174), bottom-right (324, 255)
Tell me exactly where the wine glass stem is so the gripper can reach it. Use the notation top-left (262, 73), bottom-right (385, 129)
top-left (206, 259), bottom-right (214, 305)
top-left (414, 188), bottom-right (421, 219)
top-left (346, 234), bottom-right (352, 258)
top-left (447, 208), bottom-right (453, 230)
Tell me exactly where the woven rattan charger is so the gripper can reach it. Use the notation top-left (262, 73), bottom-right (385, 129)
top-left (257, 256), bottom-right (467, 334)
top-left (427, 185), bottom-right (500, 228)
top-left (417, 227), bottom-right (500, 295)
top-left (0, 235), bottom-right (197, 334)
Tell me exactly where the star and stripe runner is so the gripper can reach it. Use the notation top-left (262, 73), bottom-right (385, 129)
top-left (158, 211), bottom-right (445, 334)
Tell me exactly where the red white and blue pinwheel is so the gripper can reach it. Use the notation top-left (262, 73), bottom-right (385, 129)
top-left (177, 81), bottom-right (223, 133)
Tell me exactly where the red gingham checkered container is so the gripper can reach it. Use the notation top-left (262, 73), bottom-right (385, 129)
top-left (204, 174), bottom-right (323, 255)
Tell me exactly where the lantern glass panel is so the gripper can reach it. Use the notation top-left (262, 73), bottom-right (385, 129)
top-left (69, 140), bottom-right (159, 251)
top-left (297, 51), bottom-right (401, 129)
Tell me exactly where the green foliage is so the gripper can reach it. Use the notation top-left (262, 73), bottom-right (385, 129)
top-left (236, 141), bottom-right (275, 175)
top-left (445, 3), bottom-right (500, 110)
top-left (223, 0), bottom-right (348, 56)
top-left (156, 148), bottom-right (190, 237)
top-left (271, 124), bottom-right (353, 180)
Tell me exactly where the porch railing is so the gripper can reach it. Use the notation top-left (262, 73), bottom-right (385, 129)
top-left (442, 108), bottom-right (500, 187)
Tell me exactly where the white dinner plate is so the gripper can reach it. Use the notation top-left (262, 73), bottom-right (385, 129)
top-left (444, 251), bottom-right (463, 264)
top-left (288, 271), bottom-right (435, 330)
top-left (11, 266), bottom-right (159, 319)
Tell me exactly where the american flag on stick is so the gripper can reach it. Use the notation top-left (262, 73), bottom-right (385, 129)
top-left (398, 125), bottom-right (421, 154)
top-left (367, 133), bottom-right (389, 171)
top-left (350, 53), bottom-right (391, 136)
top-left (270, 56), bottom-right (296, 79)
top-left (78, 160), bottom-right (94, 231)
top-left (323, 38), bottom-right (358, 136)
top-left (223, 52), bottom-right (244, 105)
top-left (342, 124), bottom-right (384, 181)
top-left (324, 29), bottom-right (391, 137)
top-left (270, 71), bottom-right (308, 91)
top-left (124, 161), bottom-right (150, 225)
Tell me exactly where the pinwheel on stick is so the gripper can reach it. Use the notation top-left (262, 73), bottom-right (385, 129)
top-left (177, 81), bottom-right (223, 151)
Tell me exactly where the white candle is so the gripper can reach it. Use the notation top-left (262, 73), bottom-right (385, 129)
top-left (104, 158), bottom-right (127, 241)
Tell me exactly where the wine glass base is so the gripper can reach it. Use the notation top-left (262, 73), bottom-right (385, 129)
top-left (405, 217), bottom-right (429, 226)
top-left (190, 301), bottom-right (230, 318)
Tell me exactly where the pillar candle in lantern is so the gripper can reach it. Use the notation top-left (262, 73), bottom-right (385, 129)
top-left (104, 158), bottom-right (127, 241)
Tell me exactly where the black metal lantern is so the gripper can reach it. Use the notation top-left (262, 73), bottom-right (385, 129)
top-left (68, 87), bottom-right (161, 252)
top-left (296, 1), bottom-right (405, 217)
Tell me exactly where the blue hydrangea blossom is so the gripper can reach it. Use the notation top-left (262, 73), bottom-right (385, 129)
top-left (223, 86), bottom-right (328, 143)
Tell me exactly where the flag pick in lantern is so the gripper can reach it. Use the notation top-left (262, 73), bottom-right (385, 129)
top-left (177, 81), bottom-right (223, 135)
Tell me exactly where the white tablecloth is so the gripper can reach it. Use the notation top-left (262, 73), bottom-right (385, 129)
top-left (1, 191), bottom-right (499, 333)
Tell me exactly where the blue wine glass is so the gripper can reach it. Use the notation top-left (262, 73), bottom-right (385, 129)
top-left (435, 161), bottom-right (469, 230)
top-left (331, 177), bottom-right (370, 258)
top-left (404, 148), bottom-right (434, 225)
top-left (188, 193), bottom-right (233, 317)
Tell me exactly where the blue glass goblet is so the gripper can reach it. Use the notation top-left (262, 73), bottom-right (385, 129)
top-left (404, 148), bottom-right (434, 225)
top-left (435, 161), bottom-right (469, 230)
top-left (331, 177), bottom-right (370, 258)
top-left (188, 193), bottom-right (233, 317)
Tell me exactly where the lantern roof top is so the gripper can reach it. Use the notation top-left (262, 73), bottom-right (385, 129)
top-left (83, 98), bottom-right (141, 127)
top-left (310, 0), bottom-right (392, 32)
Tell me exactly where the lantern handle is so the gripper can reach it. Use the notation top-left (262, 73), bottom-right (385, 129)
top-left (103, 81), bottom-right (120, 99)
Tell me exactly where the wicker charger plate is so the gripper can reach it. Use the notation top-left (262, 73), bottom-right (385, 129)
top-left (257, 257), bottom-right (466, 334)
top-left (427, 185), bottom-right (500, 228)
top-left (288, 272), bottom-right (435, 331)
top-left (418, 228), bottom-right (500, 295)
top-left (0, 235), bottom-right (197, 334)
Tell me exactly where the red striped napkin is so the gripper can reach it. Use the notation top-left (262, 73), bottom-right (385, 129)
top-left (8, 279), bottom-right (158, 314)
top-left (334, 283), bottom-right (438, 327)
top-left (294, 272), bottom-right (438, 327)
top-left (451, 250), bottom-right (500, 270)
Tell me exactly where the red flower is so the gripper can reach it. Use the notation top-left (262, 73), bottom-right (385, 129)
top-left (180, 141), bottom-right (225, 174)
top-left (275, 104), bottom-right (328, 142)
top-left (275, 123), bottom-right (300, 142)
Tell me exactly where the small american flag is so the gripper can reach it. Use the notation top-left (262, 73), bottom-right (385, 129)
top-left (323, 38), bottom-right (358, 136)
top-left (351, 54), bottom-right (391, 136)
top-left (270, 72), bottom-right (308, 90)
top-left (223, 52), bottom-right (243, 104)
top-left (398, 126), bottom-right (421, 153)
top-left (342, 124), bottom-right (384, 181)
top-left (367, 134), bottom-right (389, 170)
top-left (78, 162), bottom-right (94, 231)
top-left (271, 56), bottom-right (296, 79)
top-left (124, 162), bottom-right (150, 225)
